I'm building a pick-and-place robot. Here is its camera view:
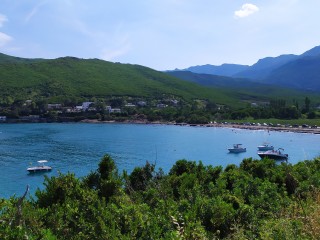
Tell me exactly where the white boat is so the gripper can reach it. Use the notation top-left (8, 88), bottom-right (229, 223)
top-left (257, 143), bottom-right (274, 151)
top-left (258, 148), bottom-right (288, 161)
top-left (228, 144), bottom-right (246, 153)
top-left (27, 160), bottom-right (52, 173)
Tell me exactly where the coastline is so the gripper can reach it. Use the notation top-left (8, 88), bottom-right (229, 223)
top-left (2, 118), bottom-right (319, 134)
top-left (80, 119), bottom-right (320, 134)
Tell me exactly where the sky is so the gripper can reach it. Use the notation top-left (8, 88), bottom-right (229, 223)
top-left (1, 0), bottom-right (320, 70)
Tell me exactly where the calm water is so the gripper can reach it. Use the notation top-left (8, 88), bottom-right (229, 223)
top-left (0, 123), bottom-right (319, 198)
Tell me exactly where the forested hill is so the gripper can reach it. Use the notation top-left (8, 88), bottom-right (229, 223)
top-left (1, 53), bottom-right (318, 109)
top-left (0, 53), bottom-right (236, 105)
top-left (0, 52), bottom-right (44, 63)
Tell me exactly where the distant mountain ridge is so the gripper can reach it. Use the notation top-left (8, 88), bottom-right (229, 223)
top-left (179, 63), bottom-right (249, 77)
top-left (171, 45), bottom-right (320, 91)
top-left (234, 54), bottom-right (299, 79)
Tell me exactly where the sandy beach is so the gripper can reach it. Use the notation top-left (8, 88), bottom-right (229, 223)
top-left (212, 123), bottom-right (320, 134)
top-left (80, 119), bottom-right (320, 134)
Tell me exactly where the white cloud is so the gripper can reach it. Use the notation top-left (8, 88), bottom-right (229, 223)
top-left (25, 1), bottom-right (48, 23)
top-left (0, 32), bottom-right (12, 47)
top-left (0, 14), bottom-right (12, 47)
top-left (99, 27), bottom-right (132, 61)
top-left (100, 43), bottom-right (131, 61)
top-left (0, 14), bottom-right (8, 28)
top-left (234, 3), bottom-right (259, 18)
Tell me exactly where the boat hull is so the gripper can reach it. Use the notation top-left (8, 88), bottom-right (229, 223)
top-left (258, 152), bottom-right (288, 161)
top-left (27, 166), bottom-right (52, 173)
top-left (257, 146), bottom-right (274, 151)
top-left (228, 148), bottom-right (246, 153)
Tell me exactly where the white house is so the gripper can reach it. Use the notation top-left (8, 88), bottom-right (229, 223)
top-left (82, 102), bottom-right (93, 111)
top-left (171, 100), bottom-right (179, 106)
top-left (125, 103), bottom-right (136, 107)
top-left (48, 104), bottom-right (62, 110)
top-left (110, 108), bottom-right (121, 113)
top-left (137, 101), bottom-right (147, 107)
top-left (75, 106), bottom-right (83, 111)
top-left (157, 103), bottom-right (167, 108)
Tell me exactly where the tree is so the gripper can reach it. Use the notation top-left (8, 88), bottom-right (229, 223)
top-left (305, 97), bottom-right (311, 113)
top-left (126, 161), bottom-right (155, 192)
top-left (83, 154), bottom-right (121, 201)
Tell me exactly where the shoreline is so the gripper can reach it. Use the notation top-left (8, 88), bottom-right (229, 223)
top-left (2, 118), bottom-right (319, 134)
top-left (80, 119), bottom-right (320, 134)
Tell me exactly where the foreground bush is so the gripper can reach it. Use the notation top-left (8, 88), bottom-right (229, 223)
top-left (1, 155), bottom-right (320, 239)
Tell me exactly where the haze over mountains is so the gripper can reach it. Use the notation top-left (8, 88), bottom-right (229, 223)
top-left (171, 45), bottom-right (320, 92)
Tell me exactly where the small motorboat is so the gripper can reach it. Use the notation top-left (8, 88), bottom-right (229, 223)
top-left (27, 160), bottom-right (52, 173)
top-left (258, 148), bottom-right (288, 161)
top-left (257, 143), bottom-right (274, 151)
top-left (228, 144), bottom-right (246, 153)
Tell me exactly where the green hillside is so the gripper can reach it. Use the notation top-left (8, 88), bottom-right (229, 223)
top-left (0, 52), bottom-right (44, 64)
top-left (167, 70), bottom-right (320, 104)
top-left (0, 54), bottom-right (240, 106)
top-left (1, 53), bottom-right (319, 110)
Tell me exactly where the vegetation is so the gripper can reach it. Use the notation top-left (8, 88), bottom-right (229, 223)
top-left (1, 53), bottom-right (320, 125)
top-left (1, 91), bottom-right (320, 126)
top-left (167, 70), bottom-right (320, 105)
top-left (0, 54), bottom-right (236, 106)
top-left (2, 154), bottom-right (320, 239)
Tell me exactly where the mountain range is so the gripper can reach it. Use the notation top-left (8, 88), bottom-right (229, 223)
top-left (0, 50), bottom-right (318, 109)
top-left (172, 45), bottom-right (320, 92)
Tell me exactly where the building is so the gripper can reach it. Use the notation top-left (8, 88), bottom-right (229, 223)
top-left (125, 103), bottom-right (136, 107)
top-left (25, 100), bottom-right (32, 105)
top-left (48, 104), bottom-right (62, 110)
top-left (137, 101), bottom-right (147, 107)
top-left (110, 108), bottom-right (121, 113)
top-left (171, 100), bottom-right (179, 106)
top-left (156, 103), bottom-right (167, 108)
top-left (106, 106), bottom-right (121, 113)
top-left (82, 102), bottom-right (93, 111)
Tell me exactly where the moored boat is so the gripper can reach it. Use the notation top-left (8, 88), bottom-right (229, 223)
top-left (257, 143), bottom-right (274, 151)
top-left (228, 144), bottom-right (246, 153)
top-left (27, 160), bottom-right (52, 173)
top-left (258, 148), bottom-right (288, 161)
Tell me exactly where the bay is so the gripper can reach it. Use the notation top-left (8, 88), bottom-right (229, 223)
top-left (0, 123), bottom-right (319, 199)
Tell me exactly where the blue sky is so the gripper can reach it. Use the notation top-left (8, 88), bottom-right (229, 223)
top-left (1, 0), bottom-right (320, 70)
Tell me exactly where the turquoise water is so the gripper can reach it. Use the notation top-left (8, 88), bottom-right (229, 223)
top-left (0, 123), bottom-right (320, 198)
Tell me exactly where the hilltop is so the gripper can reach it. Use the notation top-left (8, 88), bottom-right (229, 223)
top-left (1, 52), bottom-right (318, 109)
top-left (0, 53), bottom-right (239, 106)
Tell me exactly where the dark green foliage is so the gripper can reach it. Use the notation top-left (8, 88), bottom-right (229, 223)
top-left (169, 159), bottom-right (197, 176)
top-left (2, 155), bottom-right (320, 239)
top-left (1, 53), bottom-right (320, 123)
top-left (0, 55), bottom-right (233, 106)
top-left (83, 154), bottom-right (121, 201)
top-left (126, 161), bottom-right (155, 192)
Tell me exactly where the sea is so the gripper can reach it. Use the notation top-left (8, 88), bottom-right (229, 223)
top-left (0, 123), bottom-right (319, 199)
